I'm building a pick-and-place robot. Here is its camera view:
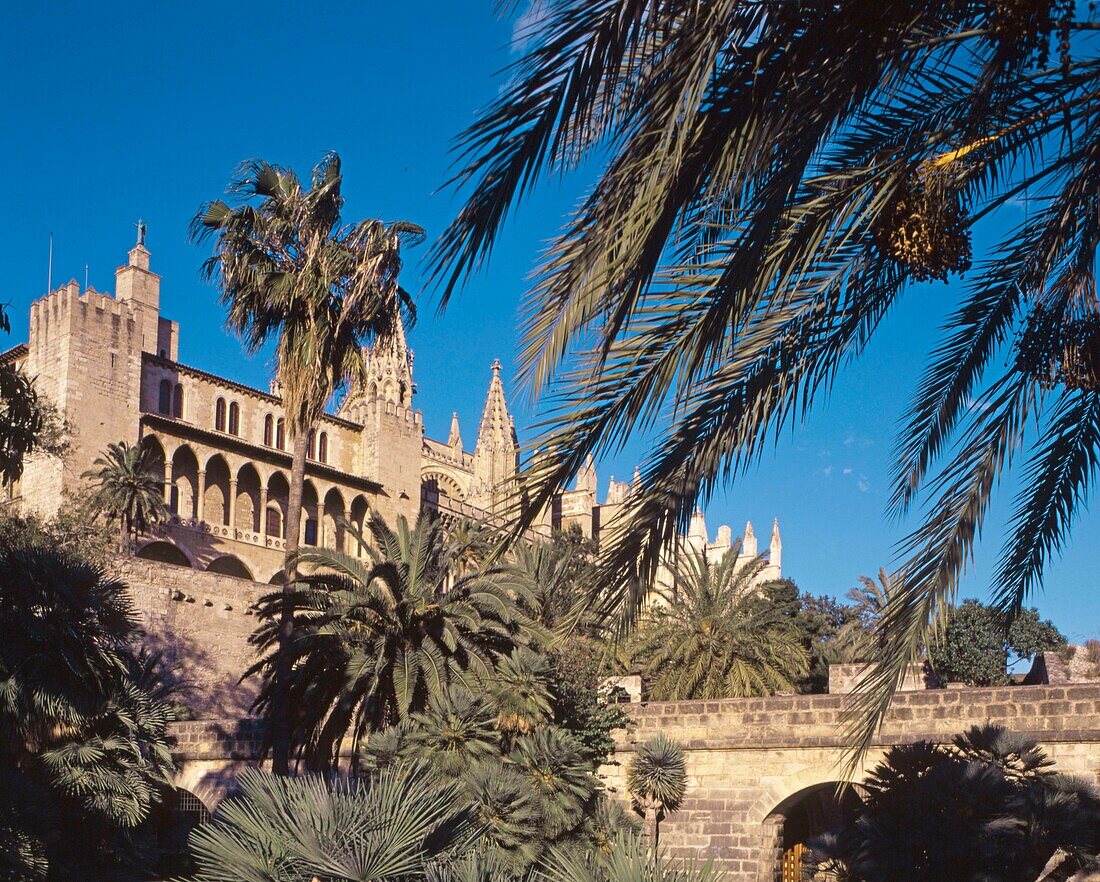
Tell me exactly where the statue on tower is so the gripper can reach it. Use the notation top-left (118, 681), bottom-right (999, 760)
top-left (135, 218), bottom-right (147, 247)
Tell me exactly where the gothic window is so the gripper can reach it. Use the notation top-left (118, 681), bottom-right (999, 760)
top-left (172, 384), bottom-right (184, 418)
top-left (318, 432), bottom-right (328, 463)
top-left (228, 402), bottom-right (240, 436)
top-left (265, 507), bottom-right (282, 538)
top-left (263, 415), bottom-right (274, 447)
top-left (276, 418), bottom-right (285, 450)
top-left (304, 518), bottom-right (318, 546)
top-left (215, 398), bottom-right (226, 432)
top-left (158, 379), bottom-right (172, 415)
top-left (308, 429), bottom-right (317, 460)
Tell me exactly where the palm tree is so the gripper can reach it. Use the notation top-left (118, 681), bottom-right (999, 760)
top-left (429, 2), bottom-right (1100, 757)
top-left (247, 510), bottom-right (542, 771)
top-left (626, 735), bottom-right (687, 852)
top-left (82, 440), bottom-right (168, 553)
top-left (186, 764), bottom-right (471, 882)
top-left (628, 547), bottom-right (808, 700)
top-left (192, 152), bottom-right (422, 772)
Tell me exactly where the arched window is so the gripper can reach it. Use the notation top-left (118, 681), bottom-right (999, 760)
top-left (228, 402), bottom-right (240, 436)
top-left (318, 431), bottom-right (328, 464)
top-left (308, 429), bottom-right (317, 460)
top-left (172, 384), bottom-right (184, 418)
top-left (276, 418), bottom-right (285, 450)
top-left (158, 379), bottom-right (172, 415)
top-left (215, 398), bottom-right (226, 432)
top-left (265, 507), bottom-right (282, 538)
top-left (304, 518), bottom-right (318, 546)
top-left (263, 415), bottom-right (274, 447)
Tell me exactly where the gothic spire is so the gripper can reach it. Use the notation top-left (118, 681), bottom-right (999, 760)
top-left (475, 359), bottom-right (516, 454)
top-left (448, 412), bottom-right (463, 450)
top-left (770, 518), bottom-right (782, 568)
top-left (743, 520), bottom-right (758, 557)
top-left (470, 359), bottom-right (519, 513)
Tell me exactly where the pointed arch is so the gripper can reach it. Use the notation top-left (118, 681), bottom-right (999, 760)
top-left (172, 383), bottom-right (184, 418)
top-left (203, 455), bottom-right (231, 526)
top-left (228, 401), bottom-right (240, 436)
top-left (263, 414), bottom-right (274, 447)
top-left (235, 463), bottom-right (262, 533)
top-left (318, 431), bottom-right (328, 464)
top-left (158, 379), bottom-right (172, 415)
top-left (322, 487), bottom-right (346, 552)
top-left (170, 446), bottom-right (200, 518)
top-left (214, 398), bottom-right (227, 432)
top-left (301, 480), bottom-right (319, 546)
top-left (266, 472), bottom-right (290, 539)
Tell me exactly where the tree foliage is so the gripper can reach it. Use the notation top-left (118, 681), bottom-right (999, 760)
top-left (929, 598), bottom-right (1066, 686)
top-left (428, 0), bottom-right (1100, 758)
top-left (625, 735), bottom-right (687, 851)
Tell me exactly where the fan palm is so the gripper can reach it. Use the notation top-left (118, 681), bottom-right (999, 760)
top-left (192, 151), bottom-right (423, 773)
top-left (805, 724), bottom-right (1100, 881)
top-left (405, 687), bottom-right (501, 780)
top-left (0, 546), bottom-right (176, 879)
top-left (629, 547), bottom-right (808, 700)
top-left (481, 647), bottom-right (554, 747)
top-left (509, 726), bottom-right (598, 839)
top-left (429, 1), bottom-right (1100, 759)
top-left (626, 735), bottom-right (687, 852)
top-left (82, 440), bottom-right (169, 553)
top-left (247, 510), bottom-right (542, 771)
top-left (185, 763), bottom-right (472, 882)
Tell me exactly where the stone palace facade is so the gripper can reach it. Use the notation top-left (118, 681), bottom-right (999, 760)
top-left (1, 234), bottom-right (782, 586)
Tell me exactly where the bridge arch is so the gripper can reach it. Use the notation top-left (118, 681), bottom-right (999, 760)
top-left (136, 539), bottom-right (193, 568)
top-left (205, 554), bottom-right (254, 581)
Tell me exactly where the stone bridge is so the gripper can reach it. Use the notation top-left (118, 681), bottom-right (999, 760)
top-left (169, 684), bottom-right (1100, 882)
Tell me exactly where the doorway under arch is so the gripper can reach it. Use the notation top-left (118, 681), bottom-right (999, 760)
top-left (766, 782), bottom-right (863, 882)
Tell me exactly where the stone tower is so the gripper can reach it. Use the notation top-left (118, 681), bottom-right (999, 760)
top-left (20, 234), bottom-right (178, 515)
top-left (338, 316), bottom-right (423, 523)
top-left (468, 359), bottom-right (519, 515)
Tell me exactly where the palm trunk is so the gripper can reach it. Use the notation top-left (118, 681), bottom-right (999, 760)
top-left (645, 799), bottom-right (660, 854)
top-left (271, 428), bottom-right (310, 775)
top-left (119, 515), bottom-right (130, 555)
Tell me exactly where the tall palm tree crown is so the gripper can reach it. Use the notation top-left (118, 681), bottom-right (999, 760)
top-left (629, 546), bottom-right (809, 700)
top-left (429, 1), bottom-right (1100, 758)
top-left (247, 510), bottom-right (542, 771)
top-left (192, 152), bottom-right (423, 773)
top-left (82, 440), bottom-right (169, 553)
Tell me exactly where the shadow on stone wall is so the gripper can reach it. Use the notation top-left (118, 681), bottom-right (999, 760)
top-left (139, 620), bottom-right (259, 720)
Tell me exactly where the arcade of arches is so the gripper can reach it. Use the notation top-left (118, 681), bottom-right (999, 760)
top-left (135, 432), bottom-right (376, 583)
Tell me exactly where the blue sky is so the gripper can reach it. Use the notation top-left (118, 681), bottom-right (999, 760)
top-left (2, 2), bottom-right (1096, 638)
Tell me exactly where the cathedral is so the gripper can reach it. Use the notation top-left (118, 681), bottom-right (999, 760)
top-left (0, 234), bottom-right (782, 586)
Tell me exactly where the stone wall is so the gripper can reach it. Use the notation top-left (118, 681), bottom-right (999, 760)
top-left (602, 685), bottom-right (1100, 881)
top-left (115, 556), bottom-right (265, 717)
